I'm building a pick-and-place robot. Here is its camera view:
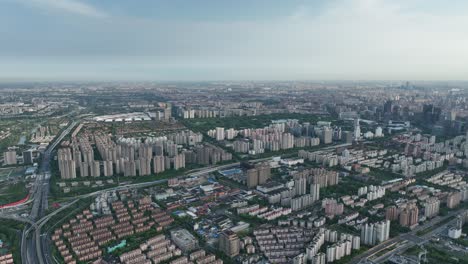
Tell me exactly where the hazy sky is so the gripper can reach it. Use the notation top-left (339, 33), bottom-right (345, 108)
top-left (1, 0), bottom-right (468, 81)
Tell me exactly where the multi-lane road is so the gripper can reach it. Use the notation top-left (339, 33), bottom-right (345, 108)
top-left (1, 115), bottom-right (265, 264)
top-left (369, 213), bottom-right (460, 263)
top-left (349, 209), bottom-right (464, 264)
top-left (1, 124), bottom-right (459, 264)
top-left (18, 121), bottom-right (77, 264)
top-left (34, 160), bottom-right (244, 264)
top-left (0, 138), bottom-right (384, 264)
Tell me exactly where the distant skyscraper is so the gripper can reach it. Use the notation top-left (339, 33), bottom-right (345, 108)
top-left (246, 168), bottom-right (258, 188)
top-left (164, 105), bottom-right (172, 120)
top-left (22, 151), bottom-right (33, 164)
top-left (384, 100), bottom-right (393, 113)
top-left (353, 119), bottom-right (361, 141)
top-left (321, 127), bottom-right (333, 144)
top-left (423, 104), bottom-right (442, 124)
top-left (450, 110), bottom-right (457, 121)
top-left (375, 127), bottom-right (383, 137)
top-left (343, 131), bottom-right (353, 143)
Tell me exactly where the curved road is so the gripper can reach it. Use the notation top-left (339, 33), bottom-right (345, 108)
top-left (6, 119), bottom-right (347, 264)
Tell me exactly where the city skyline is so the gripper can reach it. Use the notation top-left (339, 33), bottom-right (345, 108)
top-left (2, 0), bottom-right (468, 81)
top-left (2, 2), bottom-right (468, 262)
top-left (2, 72), bottom-right (468, 263)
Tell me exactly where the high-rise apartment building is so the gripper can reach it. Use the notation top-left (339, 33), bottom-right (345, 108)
top-left (361, 220), bottom-right (390, 246)
top-left (385, 206), bottom-right (399, 221)
top-left (258, 164), bottom-right (271, 184)
top-left (90, 161), bottom-right (100, 177)
top-left (294, 177), bottom-right (307, 196)
top-left (138, 158), bottom-right (151, 176)
top-left (153, 155), bottom-right (165, 174)
top-left (424, 197), bottom-right (440, 218)
top-left (219, 230), bottom-right (240, 257)
top-left (3, 150), bottom-right (17, 165)
top-left (246, 163), bottom-right (271, 188)
top-left (103, 160), bottom-right (113, 176)
top-left (124, 160), bottom-right (137, 177)
top-left (173, 154), bottom-right (186, 170)
top-left (399, 204), bottom-right (419, 227)
top-left (447, 192), bottom-right (461, 209)
top-left (58, 148), bottom-right (76, 179)
top-left (80, 162), bottom-right (89, 177)
top-left (310, 183), bottom-right (320, 202)
top-left (215, 127), bottom-right (225, 141)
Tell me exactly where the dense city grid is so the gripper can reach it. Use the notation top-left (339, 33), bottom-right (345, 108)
top-left (0, 82), bottom-right (468, 264)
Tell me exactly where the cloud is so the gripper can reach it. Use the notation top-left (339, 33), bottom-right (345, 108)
top-left (18, 0), bottom-right (107, 18)
top-left (2, 0), bottom-right (468, 80)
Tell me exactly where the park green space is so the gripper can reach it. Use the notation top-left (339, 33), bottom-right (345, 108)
top-left (0, 220), bottom-right (24, 264)
top-left (0, 181), bottom-right (28, 205)
top-left (182, 113), bottom-right (333, 133)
